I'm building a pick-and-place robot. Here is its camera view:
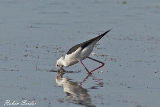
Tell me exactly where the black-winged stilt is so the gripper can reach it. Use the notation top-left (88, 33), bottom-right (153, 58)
top-left (56, 29), bottom-right (112, 74)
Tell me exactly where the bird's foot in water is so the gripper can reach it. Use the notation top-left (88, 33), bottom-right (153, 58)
top-left (87, 71), bottom-right (92, 75)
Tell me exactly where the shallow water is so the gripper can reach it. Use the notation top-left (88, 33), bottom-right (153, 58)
top-left (0, 0), bottom-right (160, 107)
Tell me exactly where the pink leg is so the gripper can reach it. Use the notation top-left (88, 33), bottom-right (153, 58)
top-left (79, 61), bottom-right (90, 73)
top-left (87, 57), bottom-right (105, 72)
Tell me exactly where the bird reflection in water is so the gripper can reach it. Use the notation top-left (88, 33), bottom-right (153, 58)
top-left (56, 68), bottom-right (96, 107)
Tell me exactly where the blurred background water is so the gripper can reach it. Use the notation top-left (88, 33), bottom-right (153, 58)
top-left (0, 0), bottom-right (160, 107)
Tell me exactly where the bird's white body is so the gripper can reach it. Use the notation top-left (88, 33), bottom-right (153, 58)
top-left (57, 37), bottom-right (98, 67)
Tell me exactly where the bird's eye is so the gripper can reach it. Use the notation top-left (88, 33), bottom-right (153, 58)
top-left (56, 64), bottom-right (59, 67)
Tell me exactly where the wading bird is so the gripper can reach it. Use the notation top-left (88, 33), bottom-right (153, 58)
top-left (56, 29), bottom-right (112, 74)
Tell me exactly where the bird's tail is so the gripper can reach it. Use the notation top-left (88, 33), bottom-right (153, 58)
top-left (96, 28), bottom-right (112, 41)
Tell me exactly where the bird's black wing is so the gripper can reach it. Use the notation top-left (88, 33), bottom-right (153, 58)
top-left (66, 29), bottom-right (112, 55)
top-left (80, 29), bottom-right (111, 49)
top-left (66, 43), bottom-right (82, 55)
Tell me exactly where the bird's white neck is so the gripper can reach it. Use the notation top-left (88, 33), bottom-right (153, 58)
top-left (60, 57), bottom-right (67, 67)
